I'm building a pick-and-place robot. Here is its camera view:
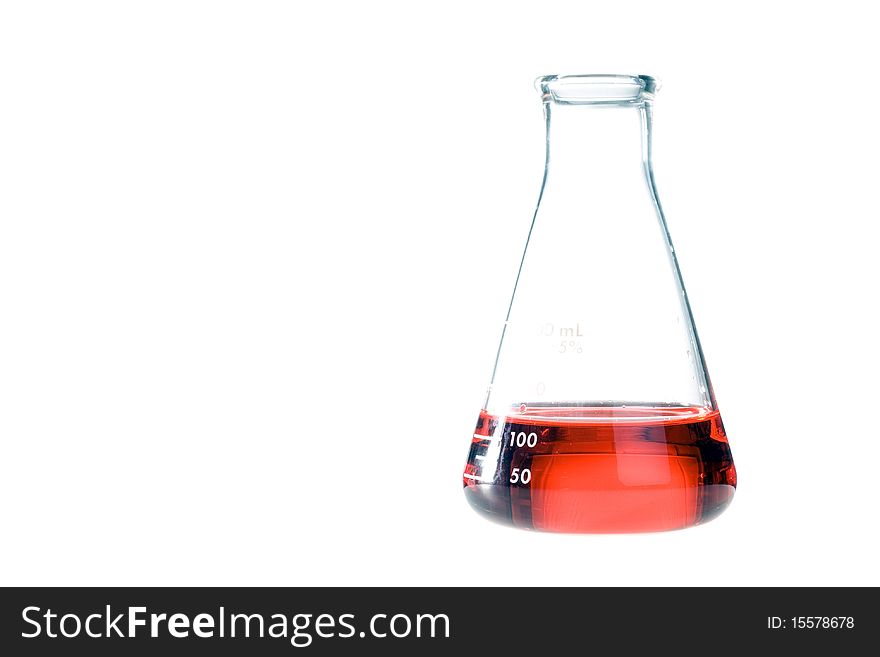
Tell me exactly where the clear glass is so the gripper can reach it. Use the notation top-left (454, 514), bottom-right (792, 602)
top-left (462, 74), bottom-right (736, 533)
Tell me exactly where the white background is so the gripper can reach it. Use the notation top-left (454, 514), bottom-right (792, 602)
top-left (1, 1), bottom-right (878, 586)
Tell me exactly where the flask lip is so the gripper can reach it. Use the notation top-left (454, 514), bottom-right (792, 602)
top-left (536, 74), bottom-right (659, 105)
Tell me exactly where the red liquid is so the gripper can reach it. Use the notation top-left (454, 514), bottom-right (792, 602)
top-left (463, 404), bottom-right (736, 533)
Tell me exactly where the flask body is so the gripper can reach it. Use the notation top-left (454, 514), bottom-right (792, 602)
top-left (462, 75), bottom-right (736, 533)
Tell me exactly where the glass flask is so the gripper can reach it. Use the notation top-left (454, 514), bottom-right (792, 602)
top-left (463, 74), bottom-right (736, 533)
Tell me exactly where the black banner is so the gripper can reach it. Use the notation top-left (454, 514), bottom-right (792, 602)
top-left (0, 587), bottom-right (869, 655)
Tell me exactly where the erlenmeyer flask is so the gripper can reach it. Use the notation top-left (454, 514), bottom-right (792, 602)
top-left (463, 74), bottom-right (736, 533)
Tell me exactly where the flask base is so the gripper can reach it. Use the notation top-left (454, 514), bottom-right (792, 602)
top-left (463, 404), bottom-right (736, 533)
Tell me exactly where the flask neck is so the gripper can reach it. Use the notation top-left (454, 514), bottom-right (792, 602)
top-left (544, 102), bottom-right (650, 192)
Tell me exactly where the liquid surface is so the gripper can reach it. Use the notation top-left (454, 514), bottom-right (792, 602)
top-left (463, 404), bottom-right (736, 533)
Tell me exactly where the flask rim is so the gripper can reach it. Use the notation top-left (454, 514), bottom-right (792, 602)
top-left (536, 74), bottom-right (659, 105)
